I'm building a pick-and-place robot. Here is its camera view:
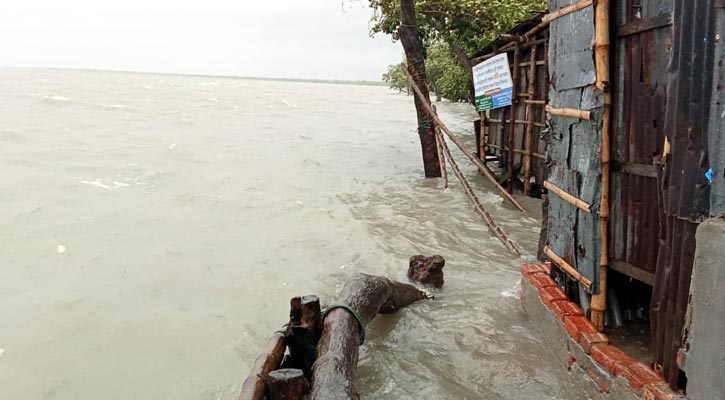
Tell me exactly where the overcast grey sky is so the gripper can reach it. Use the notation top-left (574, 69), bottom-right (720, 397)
top-left (0, 1), bottom-right (402, 81)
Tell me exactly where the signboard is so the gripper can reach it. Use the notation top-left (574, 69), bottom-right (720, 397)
top-left (473, 53), bottom-right (514, 111)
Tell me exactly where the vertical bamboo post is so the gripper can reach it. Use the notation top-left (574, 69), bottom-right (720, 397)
top-left (523, 42), bottom-right (539, 195)
top-left (480, 111), bottom-right (488, 163)
top-left (590, 0), bottom-right (611, 332)
top-left (507, 43), bottom-right (521, 193)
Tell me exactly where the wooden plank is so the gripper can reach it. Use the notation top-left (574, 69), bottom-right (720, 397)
top-left (610, 260), bottom-right (655, 286)
top-left (616, 13), bottom-right (673, 38)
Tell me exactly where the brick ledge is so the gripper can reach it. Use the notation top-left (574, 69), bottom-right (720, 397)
top-left (520, 262), bottom-right (685, 400)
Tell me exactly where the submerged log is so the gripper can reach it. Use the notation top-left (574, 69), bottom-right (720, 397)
top-left (310, 274), bottom-right (432, 400)
top-left (266, 369), bottom-right (310, 400)
top-left (239, 331), bottom-right (287, 400)
top-left (285, 295), bottom-right (322, 379)
top-left (408, 254), bottom-right (445, 288)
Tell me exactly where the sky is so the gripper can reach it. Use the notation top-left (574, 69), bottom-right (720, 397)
top-left (0, 1), bottom-right (403, 81)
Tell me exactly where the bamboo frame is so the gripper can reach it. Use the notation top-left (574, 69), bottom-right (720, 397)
top-left (544, 246), bottom-right (593, 289)
top-left (542, 0), bottom-right (594, 23)
top-left (485, 144), bottom-right (545, 159)
top-left (507, 42), bottom-right (521, 193)
top-left (590, 0), bottom-right (611, 333)
top-left (523, 43), bottom-right (539, 195)
top-left (543, 180), bottom-right (593, 213)
top-left (403, 68), bottom-right (529, 213)
top-left (545, 105), bottom-right (592, 120)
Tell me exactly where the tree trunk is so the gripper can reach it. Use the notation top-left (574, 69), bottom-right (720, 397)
top-left (309, 274), bottom-right (433, 399)
top-left (398, 0), bottom-right (441, 178)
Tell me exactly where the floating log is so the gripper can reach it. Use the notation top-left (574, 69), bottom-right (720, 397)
top-left (239, 331), bottom-right (287, 400)
top-left (266, 369), bottom-right (310, 400)
top-left (408, 254), bottom-right (445, 288)
top-left (310, 274), bottom-right (433, 399)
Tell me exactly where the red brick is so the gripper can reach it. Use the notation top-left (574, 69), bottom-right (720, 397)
top-left (550, 301), bottom-right (584, 321)
top-left (579, 331), bottom-right (609, 353)
top-left (616, 362), bottom-right (664, 393)
top-left (528, 273), bottom-right (556, 289)
top-left (521, 262), bottom-right (548, 277)
top-left (590, 343), bottom-right (636, 375)
top-left (538, 285), bottom-right (568, 308)
top-left (643, 382), bottom-right (679, 400)
top-left (586, 367), bottom-right (610, 393)
top-left (563, 315), bottom-right (598, 341)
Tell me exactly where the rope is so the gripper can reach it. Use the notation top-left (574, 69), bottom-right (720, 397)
top-left (399, 23), bottom-right (417, 28)
top-left (323, 304), bottom-right (366, 345)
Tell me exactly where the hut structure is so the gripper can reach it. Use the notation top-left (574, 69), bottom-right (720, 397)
top-left (471, 14), bottom-right (550, 197)
top-left (472, 0), bottom-right (725, 396)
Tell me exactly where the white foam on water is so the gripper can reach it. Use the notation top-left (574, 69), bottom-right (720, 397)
top-left (45, 95), bottom-right (68, 102)
top-left (168, 143), bottom-right (177, 150)
top-left (199, 82), bottom-right (219, 87)
top-left (56, 245), bottom-right (66, 254)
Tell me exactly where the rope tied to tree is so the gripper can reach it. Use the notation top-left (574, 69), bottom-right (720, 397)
top-left (417, 119), bottom-right (434, 132)
top-left (399, 23), bottom-right (417, 28)
top-left (322, 304), bottom-right (366, 345)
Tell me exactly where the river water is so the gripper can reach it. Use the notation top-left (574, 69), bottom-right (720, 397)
top-left (0, 69), bottom-right (610, 399)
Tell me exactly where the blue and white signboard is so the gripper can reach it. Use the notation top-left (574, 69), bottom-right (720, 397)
top-left (473, 53), bottom-right (514, 111)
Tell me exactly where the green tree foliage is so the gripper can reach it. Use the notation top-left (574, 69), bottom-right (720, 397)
top-left (368, 0), bottom-right (546, 101)
top-left (382, 62), bottom-right (411, 94)
top-left (426, 41), bottom-right (470, 102)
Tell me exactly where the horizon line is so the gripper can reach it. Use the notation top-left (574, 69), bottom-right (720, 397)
top-left (0, 65), bottom-right (387, 86)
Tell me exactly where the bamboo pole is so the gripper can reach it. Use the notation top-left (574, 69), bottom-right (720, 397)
top-left (590, 0), bottom-right (611, 333)
top-left (480, 111), bottom-right (487, 164)
top-left (543, 181), bottom-right (593, 213)
top-left (523, 43), bottom-right (539, 195)
top-left (544, 246), bottom-right (593, 289)
top-left (545, 105), bottom-right (592, 120)
top-left (439, 136), bottom-right (521, 256)
top-left (432, 107), bottom-right (449, 189)
top-left (507, 43), bottom-right (521, 194)
top-left (403, 68), bottom-right (529, 213)
top-left (542, 0), bottom-right (594, 23)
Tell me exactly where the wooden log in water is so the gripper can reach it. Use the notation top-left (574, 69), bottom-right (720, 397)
top-left (286, 295), bottom-right (322, 379)
top-left (407, 254), bottom-right (445, 288)
top-left (266, 369), bottom-right (310, 400)
top-left (238, 331), bottom-right (287, 400)
top-left (310, 274), bottom-right (432, 400)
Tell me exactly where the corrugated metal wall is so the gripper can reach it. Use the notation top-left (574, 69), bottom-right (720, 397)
top-left (546, 0), bottom-right (603, 293)
top-left (650, 0), bottom-right (717, 389)
top-left (544, 0), bottom-right (720, 390)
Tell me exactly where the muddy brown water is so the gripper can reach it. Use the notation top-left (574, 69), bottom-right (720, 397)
top-left (0, 69), bottom-right (617, 399)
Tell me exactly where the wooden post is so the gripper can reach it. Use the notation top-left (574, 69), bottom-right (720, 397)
top-left (266, 369), bottom-right (310, 400)
top-left (590, 0), bottom-right (611, 333)
top-left (480, 111), bottom-right (488, 162)
top-left (286, 296), bottom-right (322, 379)
top-left (507, 42), bottom-right (521, 193)
top-left (403, 69), bottom-right (529, 213)
top-left (523, 42), bottom-right (539, 195)
top-left (398, 0), bottom-right (441, 178)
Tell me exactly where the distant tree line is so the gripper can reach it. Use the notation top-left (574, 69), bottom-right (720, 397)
top-left (373, 0), bottom-right (546, 102)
